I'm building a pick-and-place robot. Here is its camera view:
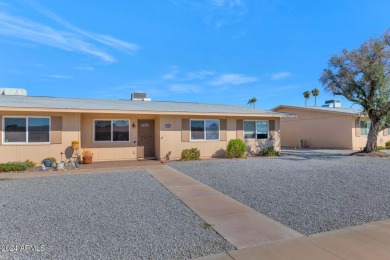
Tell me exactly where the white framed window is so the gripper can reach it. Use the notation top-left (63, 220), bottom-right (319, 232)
top-left (244, 120), bottom-right (269, 140)
top-left (190, 119), bottom-right (220, 141)
top-left (94, 119), bottom-right (130, 142)
top-left (360, 120), bottom-right (371, 136)
top-left (2, 116), bottom-right (50, 144)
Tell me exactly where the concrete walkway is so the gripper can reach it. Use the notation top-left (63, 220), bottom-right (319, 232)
top-left (144, 165), bottom-right (390, 260)
top-left (196, 219), bottom-right (390, 260)
top-left (144, 165), bottom-right (303, 249)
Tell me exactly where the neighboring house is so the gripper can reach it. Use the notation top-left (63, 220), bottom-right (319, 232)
top-left (0, 91), bottom-right (287, 163)
top-left (273, 104), bottom-right (390, 150)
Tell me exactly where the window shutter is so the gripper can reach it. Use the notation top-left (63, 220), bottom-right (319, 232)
top-left (51, 116), bottom-right (62, 144)
top-left (0, 115), bottom-right (2, 144)
top-left (220, 119), bottom-right (227, 141)
top-left (181, 118), bottom-right (190, 142)
top-left (384, 129), bottom-right (388, 136)
top-left (236, 119), bottom-right (243, 140)
top-left (269, 120), bottom-right (275, 140)
top-left (355, 118), bottom-right (360, 137)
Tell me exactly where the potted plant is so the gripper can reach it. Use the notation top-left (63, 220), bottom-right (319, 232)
top-left (56, 161), bottom-right (64, 170)
top-left (42, 157), bottom-right (57, 167)
top-left (82, 150), bottom-right (93, 164)
top-left (56, 152), bottom-right (65, 170)
top-left (72, 140), bottom-right (80, 151)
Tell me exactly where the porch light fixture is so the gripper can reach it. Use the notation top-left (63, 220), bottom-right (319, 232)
top-left (132, 122), bottom-right (136, 128)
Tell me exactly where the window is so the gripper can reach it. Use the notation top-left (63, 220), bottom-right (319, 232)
top-left (190, 120), bottom-right (219, 140)
top-left (3, 117), bottom-right (50, 143)
top-left (94, 120), bottom-right (129, 142)
top-left (244, 120), bottom-right (269, 139)
top-left (360, 120), bottom-right (371, 136)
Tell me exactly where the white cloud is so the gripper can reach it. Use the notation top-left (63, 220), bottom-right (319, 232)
top-left (271, 72), bottom-right (293, 80)
top-left (208, 73), bottom-right (257, 86)
top-left (27, 0), bottom-right (138, 53)
top-left (212, 0), bottom-right (242, 8)
top-left (186, 70), bottom-right (214, 80)
top-left (169, 84), bottom-right (201, 93)
top-left (162, 66), bottom-right (180, 80)
top-left (0, 2), bottom-right (138, 63)
top-left (75, 66), bottom-right (94, 71)
top-left (172, 0), bottom-right (246, 28)
top-left (47, 74), bottom-right (72, 79)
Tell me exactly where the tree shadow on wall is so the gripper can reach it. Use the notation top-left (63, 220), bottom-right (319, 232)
top-left (212, 149), bottom-right (226, 158)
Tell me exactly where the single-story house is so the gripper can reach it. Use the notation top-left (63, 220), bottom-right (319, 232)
top-left (273, 104), bottom-right (390, 150)
top-left (0, 91), bottom-right (287, 163)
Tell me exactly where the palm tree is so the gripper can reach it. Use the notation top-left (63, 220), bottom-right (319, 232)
top-left (303, 91), bottom-right (311, 106)
top-left (247, 97), bottom-right (257, 108)
top-left (311, 88), bottom-right (320, 106)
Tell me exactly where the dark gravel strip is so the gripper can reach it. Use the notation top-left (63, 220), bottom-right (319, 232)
top-left (0, 171), bottom-right (234, 259)
top-left (170, 154), bottom-right (390, 235)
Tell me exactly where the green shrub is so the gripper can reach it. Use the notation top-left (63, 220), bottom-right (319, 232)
top-left (226, 139), bottom-right (246, 158)
top-left (42, 157), bottom-right (57, 163)
top-left (385, 140), bottom-right (390, 149)
top-left (24, 160), bottom-right (36, 168)
top-left (181, 148), bottom-right (200, 161)
top-left (378, 146), bottom-right (386, 150)
top-left (259, 146), bottom-right (280, 156)
top-left (0, 161), bottom-right (31, 172)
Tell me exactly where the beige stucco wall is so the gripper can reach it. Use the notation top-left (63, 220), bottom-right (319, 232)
top-left (81, 113), bottom-right (141, 161)
top-left (1, 111), bottom-right (282, 163)
top-left (275, 108), bottom-right (354, 149)
top-left (245, 117), bottom-right (281, 155)
top-left (159, 116), bottom-right (280, 160)
top-left (159, 115), bottom-right (226, 159)
top-left (80, 113), bottom-right (163, 161)
top-left (352, 118), bottom-right (390, 150)
top-left (377, 129), bottom-right (390, 148)
top-left (0, 111), bottom-right (80, 164)
top-left (154, 117), bottom-right (161, 159)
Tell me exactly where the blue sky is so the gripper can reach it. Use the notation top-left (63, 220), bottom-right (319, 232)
top-left (0, 0), bottom-right (389, 109)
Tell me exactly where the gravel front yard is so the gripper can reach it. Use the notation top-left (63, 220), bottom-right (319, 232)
top-left (170, 151), bottom-right (390, 235)
top-left (0, 171), bottom-right (234, 259)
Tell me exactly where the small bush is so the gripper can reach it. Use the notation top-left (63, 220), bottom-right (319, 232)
top-left (385, 140), bottom-right (390, 149)
top-left (82, 150), bottom-right (93, 156)
top-left (0, 161), bottom-right (30, 172)
top-left (259, 146), bottom-right (280, 156)
top-left (378, 146), bottom-right (386, 150)
top-left (24, 160), bottom-right (36, 168)
top-left (42, 157), bottom-right (57, 163)
top-left (181, 148), bottom-right (200, 161)
top-left (226, 139), bottom-right (246, 158)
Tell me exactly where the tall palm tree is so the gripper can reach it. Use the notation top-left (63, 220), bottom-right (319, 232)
top-left (303, 91), bottom-right (311, 106)
top-left (311, 88), bottom-right (320, 106)
top-left (247, 97), bottom-right (257, 108)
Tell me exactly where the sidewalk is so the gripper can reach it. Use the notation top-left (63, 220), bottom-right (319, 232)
top-left (143, 164), bottom-right (390, 260)
top-left (144, 165), bottom-right (303, 249)
top-left (196, 219), bottom-right (390, 260)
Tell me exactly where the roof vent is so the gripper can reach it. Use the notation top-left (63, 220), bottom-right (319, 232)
top-left (322, 99), bottom-right (341, 108)
top-left (131, 93), bottom-right (151, 101)
top-left (0, 88), bottom-right (27, 96)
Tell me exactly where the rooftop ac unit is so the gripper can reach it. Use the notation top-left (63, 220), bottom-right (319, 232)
top-left (131, 93), bottom-right (147, 101)
top-left (0, 88), bottom-right (27, 96)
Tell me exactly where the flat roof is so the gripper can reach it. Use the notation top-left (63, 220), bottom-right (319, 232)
top-left (273, 105), bottom-right (363, 116)
top-left (0, 95), bottom-right (286, 117)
